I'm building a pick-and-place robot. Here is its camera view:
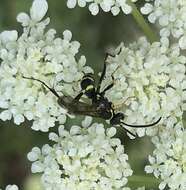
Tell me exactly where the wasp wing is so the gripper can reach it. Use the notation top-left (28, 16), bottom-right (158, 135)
top-left (57, 96), bottom-right (100, 118)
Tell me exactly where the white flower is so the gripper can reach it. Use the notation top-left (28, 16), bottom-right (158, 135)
top-left (30, 0), bottom-right (48, 22)
top-left (28, 117), bottom-right (133, 189)
top-left (66, 0), bottom-right (139, 16)
top-left (1, 185), bottom-right (19, 190)
top-left (0, 0), bottom-right (92, 131)
top-left (141, 0), bottom-right (186, 49)
top-left (89, 2), bottom-right (100, 15)
top-left (17, 0), bottom-right (48, 26)
top-left (67, 0), bottom-right (87, 9)
top-left (135, 187), bottom-right (146, 190)
top-left (0, 31), bottom-right (18, 44)
top-left (145, 123), bottom-right (186, 190)
top-left (67, 0), bottom-right (77, 8)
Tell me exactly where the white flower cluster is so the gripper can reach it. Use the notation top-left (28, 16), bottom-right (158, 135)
top-left (141, 0), bottom-right (186, 49)
top-left (145, 121), bottom-right (186, 190)
top-left (28, 117), bottom-right (133, 190)
top-left (66, 0), bottom-right (138, 16)
top-left (104, 37), bottom-right (186, 189)
top-left (0, 0), bottom-right (92, 131)
top-left (0, 185), bottom-right (19, 190)
top-left (104, 37), bottom-right (186, 137)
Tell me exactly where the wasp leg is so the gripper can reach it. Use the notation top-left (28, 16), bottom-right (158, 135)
top-left (100, 64), bottom-right (121, 96)
top-left (96, 59), bottom-right (107, 94)
top-left (97, 47), bottom-right (123, 94)
top-left (72, 92), bottom-right (84, 103)
top-left (119, 124), bottom-right (136, 138)
top-left (100, 83), bottom-right (114, 95)
top-left (100, 74), bottom-right (115, 96)
top-left (96, 52), bottom-right (116, 93)
top-left (112, 96), bottom-right (136, 110)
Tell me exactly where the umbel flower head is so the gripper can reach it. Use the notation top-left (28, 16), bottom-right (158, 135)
top-left (141, 0), bottom-right (186, 49)
top-left (103, 37), bottom-right (186, 137)
top-left (145, 120), bottom-right (186, 190)
top-left (27, 117), bottom-right (133, 190)
top-left (0, 0), bottom-right (92, 131)
top-left (66, 0), bottom-right (138, 16)
top-left (103, 37), bottom-right (186, 189)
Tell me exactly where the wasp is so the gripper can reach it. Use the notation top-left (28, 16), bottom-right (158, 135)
top-left (23, 53), bottom-right (161, 137)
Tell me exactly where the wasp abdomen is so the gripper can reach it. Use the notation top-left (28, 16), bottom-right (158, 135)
top-left (81, 74), bottom-right (95, 98)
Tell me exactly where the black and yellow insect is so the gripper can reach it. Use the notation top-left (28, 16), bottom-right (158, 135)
top-left (23, 53), bottom-right (161, 137)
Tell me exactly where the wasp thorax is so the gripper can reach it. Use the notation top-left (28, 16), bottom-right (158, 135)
top-left (97, 98), bottom-right (112, 111)
top-left (96, 97), bottom-right (113, 119)
top-left (81, 74), bottom-right (95, 98)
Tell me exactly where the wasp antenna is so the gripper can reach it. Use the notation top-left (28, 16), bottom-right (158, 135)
top-left (121, 117), bottom-right (161, 128)
top-left (119, 124), bottom-right (136, 138)
top-left (23, 76), bottom-right (60, 98)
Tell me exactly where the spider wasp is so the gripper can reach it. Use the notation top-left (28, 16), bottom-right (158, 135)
top-left (23, 53), bottom-right (161, 137)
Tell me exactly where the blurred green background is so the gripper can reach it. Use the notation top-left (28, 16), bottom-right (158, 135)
top-left (0, 0), bottom-right (160, 189)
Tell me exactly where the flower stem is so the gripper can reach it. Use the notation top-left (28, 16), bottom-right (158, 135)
top-left (127, 0), bottom-right (159, 43)
top-left (128, 175), bottom-right (160, 188)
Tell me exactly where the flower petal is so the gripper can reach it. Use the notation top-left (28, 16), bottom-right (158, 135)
top-left (0, 30), bottom-right (18, 44)
top-left (30, 0), bottom-right (48, 22)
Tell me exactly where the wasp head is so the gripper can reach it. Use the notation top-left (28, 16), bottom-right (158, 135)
top-left (110, 112), bottom-right (125, 125)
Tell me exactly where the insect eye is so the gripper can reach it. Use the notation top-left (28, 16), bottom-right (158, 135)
top-left (117, 112), bottom-right (124, 120)
top-left (110, 112), bottom-right (125, 125)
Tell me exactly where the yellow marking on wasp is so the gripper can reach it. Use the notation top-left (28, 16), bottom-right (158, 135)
top-left (86, 85), bottom-right (94, 91)
top-left (83, 76), bottom-right (94, 81)
top-left (110, 108), bottom-right (114, 118)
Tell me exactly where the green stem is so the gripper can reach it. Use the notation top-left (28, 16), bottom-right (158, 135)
top-left (127, 0), bottom-right (159, 43)
top-left (128, 175), bottom-right (160, 189)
